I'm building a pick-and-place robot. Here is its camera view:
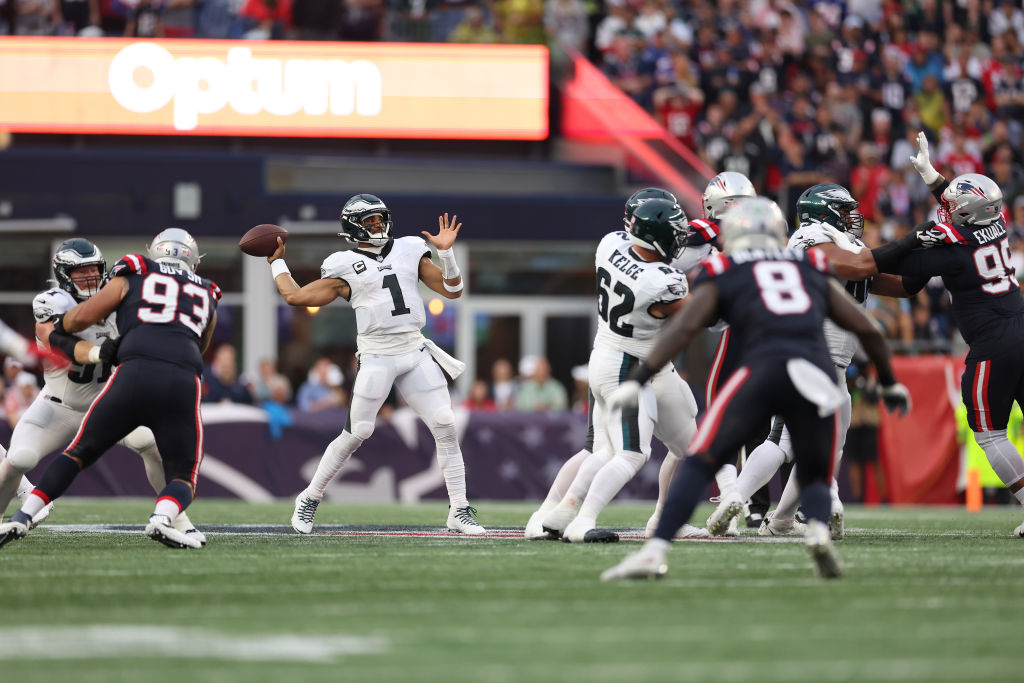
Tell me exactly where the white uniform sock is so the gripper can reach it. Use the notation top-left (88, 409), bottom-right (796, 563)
top-left (543, 449), bottom-right (591, 507)
top-left (566, 448), bottom-right (614, 501)
top-left (430, 423), bottom-right (469, 509)
top-left (975, 430), bottom-right (1024, 502)
top-left (579, 452), bottom-right (645, 519)
top-left (153, 498), bottom-right (181, 520)
top-left (652, 452), bottom-right (684, 518)
top-left (736, 441), bottom-right (787, 501)
top-left (715, 462), bottom-right (739, 498)
top-left (307, 431), bottom-right (362, 499)
top-left (774, 467), bottom-right (801, 519)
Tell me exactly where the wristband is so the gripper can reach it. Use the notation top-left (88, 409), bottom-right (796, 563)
top-left (436, 248), bottom-right (461, 280)
top-left (443, 280), bottom-right (464, 293)
top-left (270, 259), bottom-right (291, 279)
top-left (87, 346), bottom-right (101, 364)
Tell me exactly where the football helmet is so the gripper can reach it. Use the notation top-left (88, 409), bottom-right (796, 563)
top-left (624, 187), bottom-right (677, 231)
top-left (340, 194), bottom-right (393, 248)
top-left (939, 173), bottom-right (1003, 227)
top-left (702, 172), bottom-right (756, 220)
top-left (797, 184), bottom-right (864, 238)
top-left (720, 197), bottom-right (788, 253)
top-left (53, 238), bottom-right (106, 302)
top-left (628, 198), bottom-right (689, 261)
top-left (149, 228), bottom-right (200, 273)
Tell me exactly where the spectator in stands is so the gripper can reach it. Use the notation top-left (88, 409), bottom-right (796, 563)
top-left (491, 357), bottom-right (516, 411)
top-left (493, 0), bottom-right (545, 44)
top-left (261, 372), bottom-right (294, 439)
top-left (601, 34), bottom-right (653, 109)
top-left (448, 4), bottom-right (497, 43)
top-left (5, 371), bottom-right (38, 428)
top-left (850, 141), bottom-right (890, 223)
top-left (3, 357), bottom-right (22, 390)
top-left (124, 0), bottom-right (163, 37)
top-left (463, 379), bottom-right (495, 411)
top-left (235, 0), bottom-right (291, 39)
top-left (12, 0), bottom-right (55, 34)
top-left (55, 0), bottom-right (100, 35)
top-left (244, 357), bottom-right (283, 403)
top-left (296, 356), bottom-right (345, 412)
top-left (288, 0), bottom-right (337, 39)
top-left (204, 344), bottom-right (254, 404)
top-left (514, 355), bottom-right (567, 412)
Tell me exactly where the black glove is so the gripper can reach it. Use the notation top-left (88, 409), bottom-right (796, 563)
top-left (98, 337), bottom-right (121, 366)
top-left (912, 220), bottom-right (945, 248)
top-left (879, 382), bottom-right (911, 417)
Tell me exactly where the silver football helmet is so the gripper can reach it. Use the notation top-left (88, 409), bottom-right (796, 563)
top-left (720, 197), bottom-right (788, 253)
top-left (939, 173), bottom-right (1003, 227)
top-left (53, 238), bottom-right (106, 302)
top-left (149, 228), bottom-right (200, 272)
top-left (702, 172), bottom-right (756, 220)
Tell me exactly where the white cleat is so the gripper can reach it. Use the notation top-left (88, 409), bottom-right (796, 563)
top-left (447, 505), bottom-right (486, 536)
top-left (829, 508), bottom-right (845, 541)
top-left (644, 512), bottom-right (660, 539)
top-left (1013, 520), bottom-right (1024, 539)
top-left (28, 502), bottom-right (54, 530)
top-left (600, 547), bottom-right (669, 581)
top-left (291, 492), bottom-right (320, 535)
top-left (676, 524), bottom-right (711, 539)
top-left (805, 519), bottom-right (843, 578)
top-left (758, 512), bottom-right (807, 537)
top-left (524, 509), bottom-right (557, 540)
top-left (172, 514), bottom-right (206, 546)
top-left (706, 491), bottom-right (744, 536)
top-left (145, 514), bottom-right (202, 549)
top-left (540, 497), bottom-right (580, 538)
top-left (0, 520), bottom-right (28, 549)
top-left (562, 515), bottom-right (597, 543)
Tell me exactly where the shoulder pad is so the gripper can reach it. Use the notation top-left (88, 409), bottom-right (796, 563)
top-left (320, 251), bottom-right (355, 280)
top-left (929, 222), bottom-right (969, 245)
top-left (32, 289), bottom-right (73, 323)
top-left (787, 222), bottom-right (834, 251)
top-left (688, 218), bottom-right (720, 243)
top-left (110, 254), bottom-right (150, 277)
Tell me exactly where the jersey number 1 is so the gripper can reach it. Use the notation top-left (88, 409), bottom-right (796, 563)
top-left (382, 274), bottom-right (411, 317)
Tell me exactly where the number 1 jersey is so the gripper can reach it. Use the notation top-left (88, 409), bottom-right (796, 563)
top-left (593, 231), bottom-right (688, 358)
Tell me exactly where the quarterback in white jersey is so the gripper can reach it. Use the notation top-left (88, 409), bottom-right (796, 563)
top-left (265, 193), bottom-right (485, 535)
top-left (710, 183), bottom-right (921, 539)
top-left (0, 239), bottom-right (203, 543)
top-left (536, 198), bottom-right (705, 543)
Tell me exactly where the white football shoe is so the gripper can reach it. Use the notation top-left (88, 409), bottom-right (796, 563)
top-left (1013, 520), bottom-right (1024, 539)
top-left (805, 519), bottom-right (843, 578)
top-left (145, 514), bottom-right (202, 549)
top-left (290, 492), bottom-right (320, 535)
top-left (28, 502), bottom-right (54, 530)
top-left (447, 505), bottom-right (486, 536)
top-left (0, 519), bottom-right (28, 549)
top-left (758, 511), bottom-right (807, 537)
top-left (540, 496), bottom-right (580, 538)
top-left (600, 545), bottom-right (669, 581)
top-left (524, 508), bottom-right (557, 540)
top-left (676, 524), bottom-right (711, 539)
top-left (172, 513), bottom-right (206, 546)
top-left (706, 491), bottom-right (744, 536)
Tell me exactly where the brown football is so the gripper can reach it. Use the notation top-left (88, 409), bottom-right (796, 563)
top-left (239, 224), bottom-right (288, 257)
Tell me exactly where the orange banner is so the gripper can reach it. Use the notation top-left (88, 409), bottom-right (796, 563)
top-left (0, 38), bottom-right (549, 139)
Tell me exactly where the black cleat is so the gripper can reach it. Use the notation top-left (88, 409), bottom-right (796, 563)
top-left (541, 525), bottom-right (563, 539)
top-left (581, 528), bottom-right (620, 543)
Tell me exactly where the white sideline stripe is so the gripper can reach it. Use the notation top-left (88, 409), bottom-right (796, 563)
top-left (0, 626), bottom-right (387, 662)
top-left (197, 456), bottom-right (276, 503)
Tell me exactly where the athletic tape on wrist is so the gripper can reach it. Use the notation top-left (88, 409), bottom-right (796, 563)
top-left (436, 248), bottom-right (461, 280)
top-left (270, 259), bottom-right (291, 278)
top-left (443, 280), bottom-right (464, 293)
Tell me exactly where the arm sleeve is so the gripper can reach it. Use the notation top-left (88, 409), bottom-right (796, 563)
top-left (900, 275), bottom-right (930, 295)
top-left (930, 178), bottom-right (950, 203)
top-left (884, 248), bottom-right (953, 279)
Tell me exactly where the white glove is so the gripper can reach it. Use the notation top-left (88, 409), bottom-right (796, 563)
top-left (908, 132), bottom-right (940, 185)
top-left (879, 382), bottom-right (912, 417)
top-left (607, 380), bottom-right (642, 411)
top-left (819, 224), bottom-right (863, 253)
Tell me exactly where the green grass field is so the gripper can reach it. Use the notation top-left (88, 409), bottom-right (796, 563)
top-left (0, 499), bottom-right (1021, 683)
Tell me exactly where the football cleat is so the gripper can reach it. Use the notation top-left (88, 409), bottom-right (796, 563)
top-left (28, 502), bottom-right (54, 530)
top-left (758, 512), bottom-right (807, 537)
top-left (600, 547), bottom-right (669, 581)
top-left (524, 509), bottom-right (558, 540)
top-left (746, 512), bottom-right (764, 529)
top-left (145, 514), bottom-right (202, 549)
top-left (562, 515), bottom-right (597, 543)
top-left (582, 528), bottom-right (619, 543)
top-left (447, 505), bottom-right (486, 536)
top-left (172, 513), bottom-right (206, 546)
top-left (829, 508), bottom-right (845, 542)
top-left (540, 496), bottom-right (580, 537)
top-left (1013, 520), bottom-right (1024, 539)
top-left (706, 491), bottom-right (744, 536)
top-left (644, 511), bottom-right (660, 539)
top-left (290, 492), bottom-right (320, 535)
top-left (676, 524), bottom-right (711, 539)
top-left (805, 519), bottom-right (843, 578)
top-left (0, 520), bottom-right (28, 549)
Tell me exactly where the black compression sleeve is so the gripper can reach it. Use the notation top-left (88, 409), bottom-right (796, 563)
top-left (870, 232), bottom-right (919, 272)
top-left (901, 275), bottom-right (929, 295)
top-left (48, 330), bottom-right (81, 360)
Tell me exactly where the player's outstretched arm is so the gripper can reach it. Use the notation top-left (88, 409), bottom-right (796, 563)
top-left (420, 213), bottom-right (464, 299)
top-left (63, 278), bottom-right (128, 334)
top-left (825, 280), bottom-right (910, 415)
top-left (267, 237), bottom-right (349, 306)
top-left (809, 242), bottom-right (878, 280)
top-left (909, 131), bottom-right (948, 194)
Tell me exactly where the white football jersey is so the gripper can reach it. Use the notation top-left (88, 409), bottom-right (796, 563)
top-left (593, 231), bottom-right (688, 358)
top-left (788, 221), bottom-right (870, 367)
top-left (32, 288), bottom-right (119, 411)
top-left (670, 242), bottom-right (715, 274)
top-left (320, 236), bottom-right (430, 346)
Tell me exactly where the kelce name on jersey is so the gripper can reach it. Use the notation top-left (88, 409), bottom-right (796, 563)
top-left (607, 249), bottom-right (643, 281)
top-left (158, 262), bottom-right (203, 284)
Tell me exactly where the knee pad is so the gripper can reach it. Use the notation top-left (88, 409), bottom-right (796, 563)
top-left (120, 427), bottom-right (157, 453)
top-left (7, 447), bottom-right (41, 473)
top-left (427, 405), bottom-right (456, 431)
top-left (617, 449), bottom-right (649, 475)
top-left (349, 421), bottom-right (375, 441)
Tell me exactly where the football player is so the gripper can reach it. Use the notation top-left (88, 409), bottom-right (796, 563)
top-left (0, 239), bottom-right (204, 543)
top-left (600, 198), bottom-right (911, 580)
top-left (265, 194), bottom-right (485, 535)
top-left (709, 184), bottom-right (925, 540)
top-left (0, 229), bottom-right (220, 550)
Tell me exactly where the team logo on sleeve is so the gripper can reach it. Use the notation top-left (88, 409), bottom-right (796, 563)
top-left (354, 261), bottom-right (367, 274)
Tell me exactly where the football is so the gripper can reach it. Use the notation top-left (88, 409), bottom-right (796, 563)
top-left (239, 224), bottom-right (288, 257)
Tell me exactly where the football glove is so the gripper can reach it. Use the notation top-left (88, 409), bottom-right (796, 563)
top-left (909, 132), bottom-right (940, 185)
top-left (607, 380), bottom-right (642, 411)
top-left (819, 224), bottom-right (863, 253)
top-left (98, 337), bottom-right (121, 365)
top-left (879, 382), bottom-right (911, 417)
top-left (912, 220), bottom-right (945, 248)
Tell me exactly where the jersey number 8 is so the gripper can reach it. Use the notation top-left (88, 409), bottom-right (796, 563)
top-left (753, 261), bottom-right (811, 315)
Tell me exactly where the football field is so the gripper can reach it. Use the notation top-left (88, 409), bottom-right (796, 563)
top-left (0, 499), bottom-right (1020, 683)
